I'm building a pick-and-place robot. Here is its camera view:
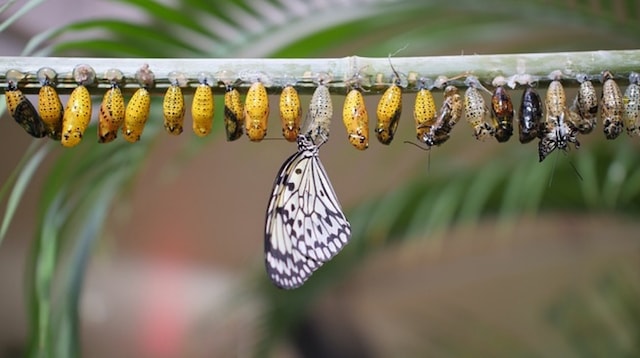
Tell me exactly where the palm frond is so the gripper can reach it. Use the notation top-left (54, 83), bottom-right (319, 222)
top-left (0, 0), bottom-right (45, 33)
top-left (0, 142), bottom-right (49, 245)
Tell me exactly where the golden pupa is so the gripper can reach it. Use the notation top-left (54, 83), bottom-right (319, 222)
top-left (375, 62), bottom-right (403, 145)
top-left (279, 80), bottom-right (302, 142)
top-left (122, 64), bottom-right (154, 143)
top-left (342, 70), bottom-right (369, 150)
top-left (37, 67), bottom-right (63, 140)
top-left (162, 71), bottom-right (187, 136)
top-left (61, 64), bottom-right (95, 147)
top-left (244, 73), bottom-right (270, 142)
top-left (98, 69), bottom-right (125, 143)
top-left (191, 72), bottom-right (215, 138)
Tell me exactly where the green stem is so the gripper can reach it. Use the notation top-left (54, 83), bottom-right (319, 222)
top-left (1, 49), bottom-right (639, 95)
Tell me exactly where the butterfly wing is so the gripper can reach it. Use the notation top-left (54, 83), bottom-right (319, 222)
top-left (265, 141), bottom-right (351, 289)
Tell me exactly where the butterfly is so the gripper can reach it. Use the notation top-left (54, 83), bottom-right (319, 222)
top-left (264, 134), bottom-right (351, 289)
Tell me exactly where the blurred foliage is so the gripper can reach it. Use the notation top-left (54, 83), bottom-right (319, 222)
top-left (547, 267), bottom-right (640, 358)
top-left (1, 0), bottom-right (639, 357)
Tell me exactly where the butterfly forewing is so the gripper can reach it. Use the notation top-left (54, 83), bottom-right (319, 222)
top-left (265, 136), bottom-right (351, 289)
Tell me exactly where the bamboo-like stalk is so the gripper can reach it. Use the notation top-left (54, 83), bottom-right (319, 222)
top-left (1, 49), bottom-right (639, 95)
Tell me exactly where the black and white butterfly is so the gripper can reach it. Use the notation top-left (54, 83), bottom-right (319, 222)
top-left (264, 134), bottom-right (351, 289)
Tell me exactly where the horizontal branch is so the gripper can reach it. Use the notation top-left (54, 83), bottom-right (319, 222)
top-left (1, 49), bottom-right (639, 95)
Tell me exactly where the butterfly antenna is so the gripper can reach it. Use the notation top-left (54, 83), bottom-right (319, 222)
top-left (403, 140), bottom-right (427, 151)
top-left (563, 150), bottom-right (584, 182)
top-left (317, 131), bottom-right (329, 148)
top-left (548, 148), bottom-right (560, 187)
top-left (403, 140), bottom-right (432, 173)
top-left (388, 44), bottom-right (409, 58)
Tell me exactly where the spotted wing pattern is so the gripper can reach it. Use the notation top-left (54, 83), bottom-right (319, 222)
top-left (265, 135), bottom-right (351, 289)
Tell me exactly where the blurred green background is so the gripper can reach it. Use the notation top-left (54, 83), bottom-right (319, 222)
top-left (1, 0), bottom-right (640, 357)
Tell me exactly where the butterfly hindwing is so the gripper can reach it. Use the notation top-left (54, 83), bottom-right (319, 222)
top-left (265, 135), bottom-right (350, 289)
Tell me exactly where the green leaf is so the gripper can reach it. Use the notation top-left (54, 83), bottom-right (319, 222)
top-left (52, 19), bottom-right (207, 56)
top-left (113, 0), bottom-right (216, 38)
top-left (0, 142), bottom-right (49, 246)
top-left (0, 0), bottom-right (45, 33)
